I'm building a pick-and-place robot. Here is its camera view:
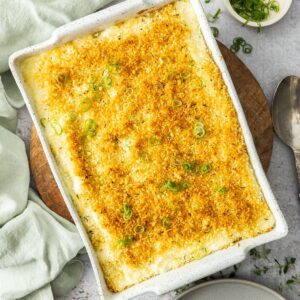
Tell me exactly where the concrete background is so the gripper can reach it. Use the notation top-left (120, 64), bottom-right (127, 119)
top-left (15, 0), bottom-right (300, 299)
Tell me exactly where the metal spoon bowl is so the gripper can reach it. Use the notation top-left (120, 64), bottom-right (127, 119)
top-left (272, 76), bottom-right (300, 195)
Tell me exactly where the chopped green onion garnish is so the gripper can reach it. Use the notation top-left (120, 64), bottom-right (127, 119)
top-left (140, 151), bottom-right (151, 163)
top-left (119, 235), bottom-right (134, 246)
top-left (211, 26), bottom-right (219, 38)
top-left (93, 31), bottom-right (101, 38)
top-left (57, 74), bottom-right (68, 85)
top-left (84, 119), bottom-right (97, 137)
top-left (79, 97), bottom-right (93, 112)
top-left (230, 37), bottom-right (253, 54)
top-left (51, 123), bottom-right (63, 135)
top-left (172, 99), bottom-right (183, 108)
top-left (233, 37), bottom-right (246, 46)
top-left (193, 122), bottom-right (206, 140)
top-left (207, 8), bottom-right (222, 22)
top-left (102, 76), bottom-right (112, 88)
top-left (182, 161), bottom-right (212, 174)
top-left (40, 118), bottom-right (47, 128)
top-left (213, 8), bottom-right (222, 19)
top-left (218, 186), bottom-right (229, 194)
top-left (120, 203), bottom-right (133, 220)
top-left (243, 43), bottom-right (253, 54)
top-left (133, 224), bottom-right (144, 234)
top-left (148, 136), bottom-right (161, 146)
top-left (183, 162), bottom-right (196, 173)
top-left (106, 61), bottom-right (121, 73)
top-left (162, 180), bottom-right (189, 193)
top-left (161, 217), bottom-right (172, 229)
top-left (180, 71), bottom-right (191, 82)
top-left (67, 111), bottom-right (77, 122)
top-left (205, 0), bottom-right (211, 3)
top-left (199, 163), bottom-right (212, 174)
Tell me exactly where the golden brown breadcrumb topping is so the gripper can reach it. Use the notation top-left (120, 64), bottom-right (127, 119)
top-left (22, 0), bottom-right (274, 292)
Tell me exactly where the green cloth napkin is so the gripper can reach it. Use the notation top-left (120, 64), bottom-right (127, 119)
top-left (0, 0), bottom-right (114, 298)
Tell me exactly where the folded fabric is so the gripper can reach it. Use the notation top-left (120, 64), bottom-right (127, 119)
top-left (0, 0), bottom-right (115, 298)
top-left (0, 0), bottom-right (114, 73)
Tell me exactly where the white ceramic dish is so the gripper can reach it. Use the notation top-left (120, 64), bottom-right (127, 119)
top-left (9, 0), bottom-right (288, 299)
top-left (224, 0), bottom-right (293, 28)
top-left (175, 279), bottom-right (286, 300)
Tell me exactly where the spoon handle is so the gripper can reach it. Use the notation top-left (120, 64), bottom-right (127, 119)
top-left (294, 151), bottom-right (300, 197)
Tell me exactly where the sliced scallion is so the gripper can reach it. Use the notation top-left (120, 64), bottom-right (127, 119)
top-left (148, 136), bottom-right (161, 146)
top-left (120, 203), bottom-right (133, 220)
top-left (51, 123), bottom-right (63, 135)
top-left (193, 122), bottom-right (206, 140)
top-left (162, 180), bottom-right (189, 193)
top-left (161, 217), bottom-right (172, 229)
top-left (218, 186), bottom-right (229, 194)
top-left (40, 118), bottom-right (47, 128)
top-left (133, 224), bottom-right (144, 234)
top-left (119, 235), bottom-right (134, 246)
top-left (84, 119), bottom-right (97, 137)
top-left (79, 97), bottom-right (93, 112)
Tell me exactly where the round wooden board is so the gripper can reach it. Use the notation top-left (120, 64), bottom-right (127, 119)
top-left (30, 42), bottom-right (273, 222)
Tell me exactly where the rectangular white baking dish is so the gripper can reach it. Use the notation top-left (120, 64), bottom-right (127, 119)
top-left (9, 0), bottom-right (288, 299)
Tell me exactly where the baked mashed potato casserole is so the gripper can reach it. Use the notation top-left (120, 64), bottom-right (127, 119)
top-left (21, 0), bottom-right (275, 292)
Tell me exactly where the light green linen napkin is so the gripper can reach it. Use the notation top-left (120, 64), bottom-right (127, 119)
top-left (0, 0), bottom-right (114, 298)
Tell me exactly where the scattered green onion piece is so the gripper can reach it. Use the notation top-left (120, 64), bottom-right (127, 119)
top-left (243, 43), bottom-right (253, 54)
top-left (233, 37), bottom-right (246, 46)
top-left (106, 62), bottom-right (121, 73)
top-left (92, 31), bottom-right (101, 38)
top-left (79, 97), bottom-right (93, 112)
top-left (161, 217), bottom-right (172, 229)
top-left (199, 163), bottom-right (212, 174)
top-left (213, 8), bottom-right (222, 19)
top-left (120, 203), bottom-right (133, 220)
top-left (133, 224), bottom-right (145, 234)
top-left (51, 123), bottom-right (63, 135)
top-left (230, 43), bottom-right (240, 53)
top-left (180, 71), bottom-right (191, 82)
top-left (58, 74), bottom-right (68, 85)
top-left (102, 76), bottom-right (112, 88)
top-left (40, 118), bottom-right (47, 128)
top-left (183, 162), bottom-right (196, 173)
top-left (140, 151), bottom-right (151, 163)
top-left (211, 27), bottom-right (219, 38)
top-left (162, 180), bottom-right (189, 193)
top-left (119, 235), bottom-right (134, 246)
top-left (172, 99), bottom-right (183, 108)
top-left (148, 136), bottom-right (161, 146)
top-left (205, 0), bottom-right (210, 3)
top-left (84, 119), bottom-right (97, 137)
top-left (68, 111), bottom-right (77, 122)
top-left (218, 186), bottom-right (229, 194)
top-left (193, 122), bottom-right (206, 140)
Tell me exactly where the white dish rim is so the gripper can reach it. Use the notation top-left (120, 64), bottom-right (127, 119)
top-left (9, 0), bottom-right (288, 299)
top-left (174, 278), bottom-right (286, 300)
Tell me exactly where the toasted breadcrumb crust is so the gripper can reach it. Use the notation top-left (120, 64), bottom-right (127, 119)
top-left (21, 0), bottom-right (275, 292)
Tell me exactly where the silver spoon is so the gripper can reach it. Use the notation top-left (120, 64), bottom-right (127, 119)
top-left (272, 76), bottom-right (300, 195)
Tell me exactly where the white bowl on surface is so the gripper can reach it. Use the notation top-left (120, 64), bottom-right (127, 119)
top-left (224, 0), bottom-right (293, 28)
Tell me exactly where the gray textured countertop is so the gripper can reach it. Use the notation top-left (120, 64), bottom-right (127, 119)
top-left (16, 0), bottom-right (300, 299)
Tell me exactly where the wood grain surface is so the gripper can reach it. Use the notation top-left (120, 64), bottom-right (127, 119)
top-left (29, 42), bottom-right (273, 222)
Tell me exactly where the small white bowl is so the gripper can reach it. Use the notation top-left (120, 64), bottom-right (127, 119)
top-left (224, 0), bottom-right (293, 28)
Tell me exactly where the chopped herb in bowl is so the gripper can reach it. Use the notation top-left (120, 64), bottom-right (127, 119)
top-left (230, 0), bottom-right (280, 23)
top-left (228, 0), bottom-right (280, 31)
